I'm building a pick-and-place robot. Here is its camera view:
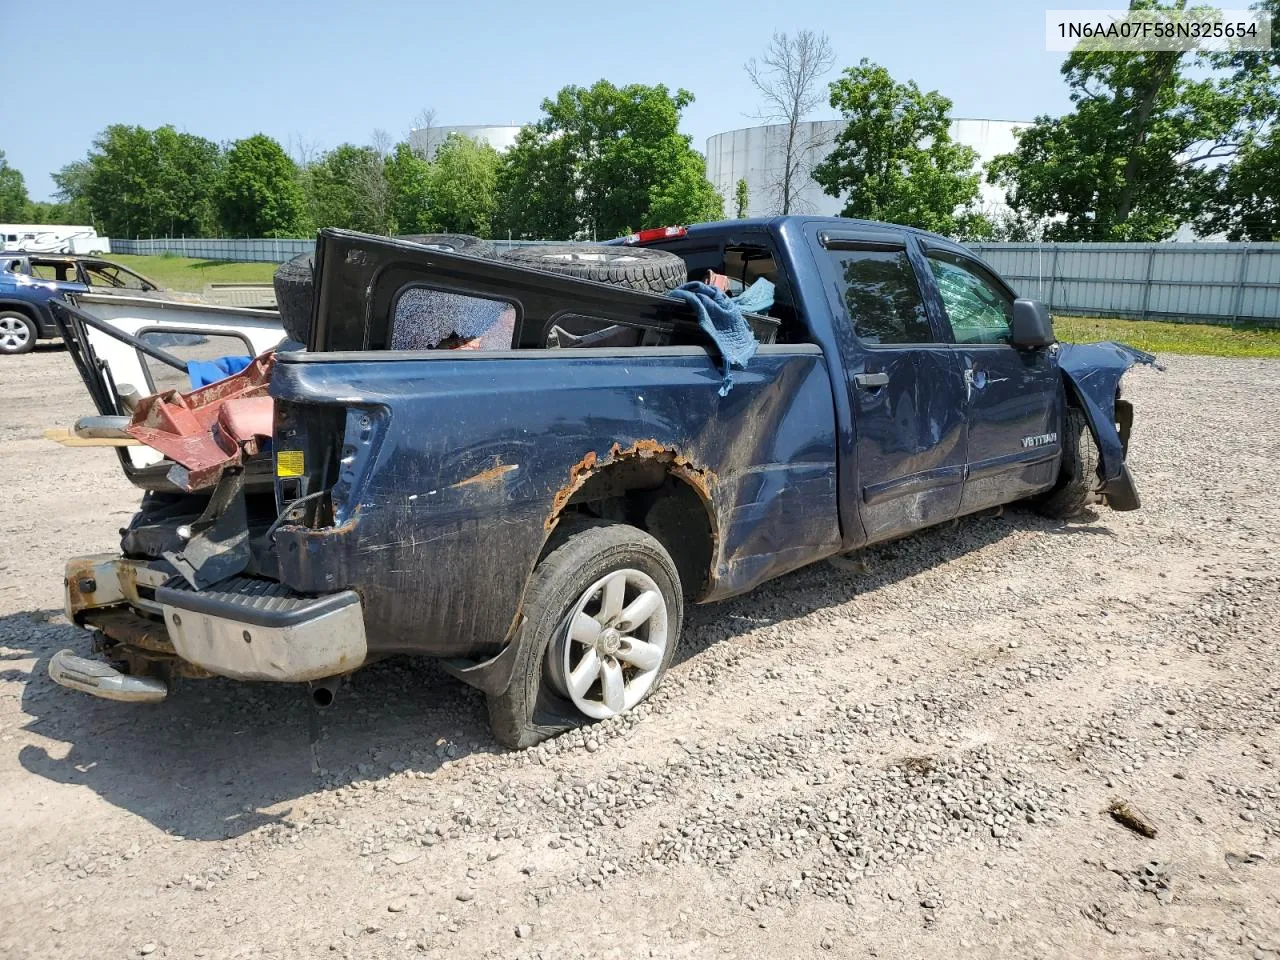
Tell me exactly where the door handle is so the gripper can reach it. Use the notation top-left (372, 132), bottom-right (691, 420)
top-left (854, 372), bottom-right (889, 389)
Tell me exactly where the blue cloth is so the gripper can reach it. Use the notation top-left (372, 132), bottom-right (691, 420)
top-left (188, 355), bottom-right (254, 389)
top-left (733, 277), bottom-right (775, 315)
top-left (666, 281), bottom-right (760, 396)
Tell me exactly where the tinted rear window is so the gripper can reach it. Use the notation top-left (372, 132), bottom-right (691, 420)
top-left (828, 247), bottom-right (933, 345)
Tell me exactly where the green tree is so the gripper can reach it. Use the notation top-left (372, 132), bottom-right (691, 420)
top-left (645, 145), bottom-right (723, 228)
top-left (495, 123), bottom-right (578, 239)
top-left (734, 178), bottom-right (750, 218)
top-left (384, 142), bottom-right (434, 233)
top-left (1201, 134), bottom-right (1280, 240)
top-left (78, 125), bottom-right (221, 237)
top-left (426, 134), bottom-right (501, 235)
top-left (813, 60), bottom-right (983, 235)
top-left (216, 134), bottom-right (308, 237)
top-left (306, 144), bottom-right (391, 233)
top-left (496, 80), bottom-right (722, 239)
top-left (1197, 0), bottom-right (1280, 239)
top-left (0, 150), bottom-right (30, 220)
top-left (51, 160), bottom-right (96, 225)
top-left (986, 1), bottom-right (1269, 241)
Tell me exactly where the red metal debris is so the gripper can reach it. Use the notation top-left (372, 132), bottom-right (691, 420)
top-left (126, 352), bottom-right (276, 491)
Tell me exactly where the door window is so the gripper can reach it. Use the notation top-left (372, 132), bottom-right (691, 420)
top-left (827, 246), bottom-right (934, 345)
top-left (29, 259), bottom-right (78, 282)
top-left (926, 251), bottom-right (1014, 345)
top-left (83, 262), bottom-right (152, 290)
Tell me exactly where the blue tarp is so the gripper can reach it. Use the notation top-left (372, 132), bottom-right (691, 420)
top-left (188, 355), bottom-right (254, 389)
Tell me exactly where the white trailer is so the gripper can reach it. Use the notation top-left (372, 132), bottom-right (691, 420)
top-left (0, 224), bottom-right (110, 254)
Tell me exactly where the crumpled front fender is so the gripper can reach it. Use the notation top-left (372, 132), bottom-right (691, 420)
top-left (1056, 341), bottom-right (1159, 482)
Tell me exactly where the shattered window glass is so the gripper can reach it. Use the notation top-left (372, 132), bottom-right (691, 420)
top-left (390, 286), bottom-right (517, 351)
top-left (927, 252), bottom-right (1013, 345)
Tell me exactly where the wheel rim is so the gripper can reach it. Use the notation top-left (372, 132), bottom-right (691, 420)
top-left (547, 567), bottom-right (669, 720)
top-left (0, 316), bottom-right (31, 351)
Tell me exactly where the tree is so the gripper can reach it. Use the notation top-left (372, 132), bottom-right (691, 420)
top-left (495, 123), bottom-right (578, 239)
top-left (0, 150), bottom-right (29, 220)
top-left (496, 80), bottom-right (722, 239)
top-left (216, 134), bottom-right (308, 237)
top-left (813, 60), bottom-right (984, 235)
top-left (986, 1), bottom-right (1274, 241)
top-left (645, 144), bottom-right (723, 228)
top-left (384, 142), bottom-right (435, 233)
top-left (50, 160), bottom-right (95, 225)
top-left (306, 143), bottom-right (390, 233)
top-left (745, 30), bottom-right (835, 214)
top-left (1196, 0), bottom-right (1280, 239)
top-left (1201, 134), bottom-right (1280, 240)
top-left (426, 134), bottom-right (501, 235)
top-left (734, 178), bottom-right (750, 218)
top-left (75, 125), bottom-right (221, 237)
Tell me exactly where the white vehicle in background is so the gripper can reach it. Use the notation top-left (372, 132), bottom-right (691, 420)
top-left (1, 224), bottom-right (110, 255)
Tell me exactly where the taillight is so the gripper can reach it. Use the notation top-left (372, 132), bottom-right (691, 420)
top-left (620, 225), bottom-right (688, 245)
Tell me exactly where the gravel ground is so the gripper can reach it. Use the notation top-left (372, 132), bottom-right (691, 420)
top-left (1, 345), bottom-right (1277, 960)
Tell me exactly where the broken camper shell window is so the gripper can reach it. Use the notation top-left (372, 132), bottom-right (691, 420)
top-left (390, 285), bottom-right (517, 351)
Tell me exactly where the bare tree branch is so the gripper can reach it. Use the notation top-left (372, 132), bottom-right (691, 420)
top-left (410, 107), bottom-right (439, 159)
top-left (745, 30), bottom-right (836, 214)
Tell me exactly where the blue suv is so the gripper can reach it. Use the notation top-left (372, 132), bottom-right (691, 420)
top-left (0, 254), bottom-right (161, 355)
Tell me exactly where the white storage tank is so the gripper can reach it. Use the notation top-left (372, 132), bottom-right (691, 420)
top-left (705, 118), bottom-right (1029, 219)
top-left (408, 124), bottom-right (522, 159)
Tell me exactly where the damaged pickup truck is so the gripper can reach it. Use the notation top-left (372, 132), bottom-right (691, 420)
top-left (48, 217), bottom-right (1154, 747)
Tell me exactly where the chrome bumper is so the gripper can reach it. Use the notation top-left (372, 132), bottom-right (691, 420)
top-left (159, 582), bottom-right (368, 682)
top-left (63, 554), bottom-right (367, 684)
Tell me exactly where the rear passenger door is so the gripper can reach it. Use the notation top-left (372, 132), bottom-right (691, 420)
top-left (920, 244), bottom-right (1062, 514)
top-left (816, 228), bottom-right (969, 545)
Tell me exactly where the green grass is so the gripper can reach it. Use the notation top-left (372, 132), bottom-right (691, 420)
top-left (1054, 314), bottom-right (1280, 359)
top-left (107, 254), bottom-right (278, 292)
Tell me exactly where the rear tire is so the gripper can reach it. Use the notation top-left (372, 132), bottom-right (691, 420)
top-left (499, 244), bottom-right (686, 294)
top-left (1035, 406), bottom-right (1101, 519)
top-left (272, 234), bottom-right (495, 345)
top-left (486, 522), bottom-right (683, 749)
top-left (0, 311), bottom-right (37, 355)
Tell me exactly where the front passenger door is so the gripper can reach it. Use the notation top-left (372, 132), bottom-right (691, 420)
top-left (922, 247), bottom-right (1062, 514)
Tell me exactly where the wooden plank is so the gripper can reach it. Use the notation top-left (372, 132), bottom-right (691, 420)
top-left (43, 428), bottom-right (140, 447)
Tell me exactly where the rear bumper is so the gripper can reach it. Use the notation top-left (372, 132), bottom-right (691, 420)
top-left (64, 555), bottom-right (367, 684)
top-left (156, 576), bottom-right (367, 681)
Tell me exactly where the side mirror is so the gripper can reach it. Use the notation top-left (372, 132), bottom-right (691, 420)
top-left (1011, 298), bottom-right (1055, 348)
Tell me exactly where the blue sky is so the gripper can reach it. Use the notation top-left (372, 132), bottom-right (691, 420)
top-left (3, 0), bottom-right (1254, 200)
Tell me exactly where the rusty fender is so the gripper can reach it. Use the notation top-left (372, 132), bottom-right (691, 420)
top-left (545, 439), bottom-right (718, 532)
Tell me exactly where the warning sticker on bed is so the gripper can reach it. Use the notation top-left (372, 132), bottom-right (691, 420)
top-left (276, 450), bottom-right (305, 477)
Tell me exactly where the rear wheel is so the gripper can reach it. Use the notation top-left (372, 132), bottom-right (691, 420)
top-left (499, 244), bottom-right (686, 294)
top-left (1035, 406), bottom-right (1101, 518)
top-left (0, 311), bottom-right (36, 355)
top-left (486, 522), bottom-right (683, 748)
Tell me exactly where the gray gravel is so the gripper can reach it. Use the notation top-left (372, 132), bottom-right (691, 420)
top-left (1, 350), bottom-right (1278, 959)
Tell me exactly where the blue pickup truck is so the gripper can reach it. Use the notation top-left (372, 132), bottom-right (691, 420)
top-left (50, 217), bottom-right (1151, 748)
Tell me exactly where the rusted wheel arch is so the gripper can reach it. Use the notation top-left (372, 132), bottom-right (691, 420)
top-left (542, 442), bottom-right (720, 601)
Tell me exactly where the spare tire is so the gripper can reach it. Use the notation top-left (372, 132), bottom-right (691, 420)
top-left (272, 233), bottom-right (496, 345)
top-left (499, 244), bottom-right (686, 294)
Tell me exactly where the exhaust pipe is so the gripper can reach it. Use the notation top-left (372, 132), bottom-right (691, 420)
top-left (309, 676), bottom-right (341, 708)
